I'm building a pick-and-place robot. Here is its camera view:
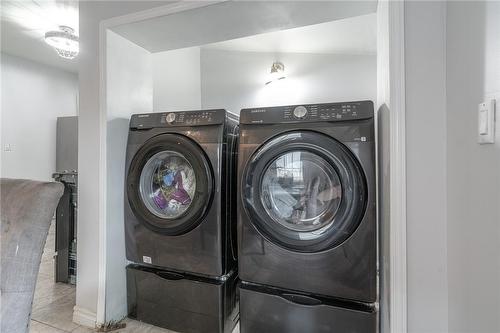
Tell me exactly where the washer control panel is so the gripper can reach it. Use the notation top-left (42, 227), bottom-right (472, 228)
top-left (130, 109), bottom-right (226, 129)
top-left (240, 101), bottom-right (373, 124)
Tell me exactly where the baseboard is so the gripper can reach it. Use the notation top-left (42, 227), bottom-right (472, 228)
top-left (73, 305), bottom-right (97, 328)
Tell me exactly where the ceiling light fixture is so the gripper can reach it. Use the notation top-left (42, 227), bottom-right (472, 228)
top-left (265, 61), bottom-right (286, 85)
top-left (45, 25), bottom-right (79, 60)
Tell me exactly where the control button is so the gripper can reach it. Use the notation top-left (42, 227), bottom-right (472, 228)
top-left (293, 106), bottom-right (308, 119)
top-left (166, 113), bottom-right (176, 123)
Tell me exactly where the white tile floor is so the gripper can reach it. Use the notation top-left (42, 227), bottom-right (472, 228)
top-left (30, 221), bottom-right (239, 333)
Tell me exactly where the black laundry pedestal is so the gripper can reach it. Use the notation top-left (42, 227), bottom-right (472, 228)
top-left (126, 264), bottom-right (239, 333)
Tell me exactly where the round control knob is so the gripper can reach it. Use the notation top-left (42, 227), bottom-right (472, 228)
top-left (166, 113), bottom-right (176, 123)
top-left (293, 106), bottom-right (308, 119)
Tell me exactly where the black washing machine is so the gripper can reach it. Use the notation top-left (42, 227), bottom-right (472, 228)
top-left (237, 101), bottom-right (377, 332)
top-left (124, 109), bottom-right (239, 333)
top-left (125, 109), bottom-right (238, 277)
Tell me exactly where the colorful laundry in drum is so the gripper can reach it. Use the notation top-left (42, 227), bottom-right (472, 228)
top-left (150, 156), bottom-right (196, 217)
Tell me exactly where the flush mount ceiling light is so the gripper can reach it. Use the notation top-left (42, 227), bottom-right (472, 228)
top-left (45, 25), bottom-right (79, 59)
top-left (265, 61), bottom-right (286, 85)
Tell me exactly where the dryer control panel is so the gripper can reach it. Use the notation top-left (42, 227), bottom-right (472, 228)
top-left (240, 101), bottom-right (373, 124)
top-left (130, 109), bottom-right (226, 129)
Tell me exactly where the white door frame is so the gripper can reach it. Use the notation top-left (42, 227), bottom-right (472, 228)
top-left (386, 1), bottom-right (407, 332)
top-left (96, 2), bottom-right (407, 332)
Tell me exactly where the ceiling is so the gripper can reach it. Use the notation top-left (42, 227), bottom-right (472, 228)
top-left (202, 13), bottom-right (377, 55)
top-left (1, 0), bottom-right (79, 73)
top-left (112, 1), bottom-right (377, 53)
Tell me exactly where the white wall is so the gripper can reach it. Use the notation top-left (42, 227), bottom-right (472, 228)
top-left (405, 2), bottom-right (449, 332)
top-left (404, 2), bottom-right (500, 332)
top-left (446, 2), bottom-right (500, 332)
top-left (150, 47), bottom-right (376, 114)
top-left (200, 49), bottom-right (376, 114)
top-left (105, 30), bottom-right (152, 321)
top-left (1, 54), bottom-right (78, 181)
top-left (153, 47), bottom-right (201, 111)
top-left (77, 1), bottom-right (170, 327)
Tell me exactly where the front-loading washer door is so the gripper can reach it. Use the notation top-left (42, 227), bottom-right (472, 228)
top-left (127, 133), bottom-right (213, 235)
top-left (242, 131), bottom-right (367, 252)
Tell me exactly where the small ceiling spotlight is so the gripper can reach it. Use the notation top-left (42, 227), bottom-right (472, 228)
top-left (45, 26), bottom-right (79, 60)
top-left (265, 61), bottom-right (286, 85)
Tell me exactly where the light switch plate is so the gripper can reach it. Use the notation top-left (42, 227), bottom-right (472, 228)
top-left (478, 99), bottom-right (496, 144)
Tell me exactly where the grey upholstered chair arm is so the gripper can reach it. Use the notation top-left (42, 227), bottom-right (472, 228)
top-left (1, 178), bottom-right (64, 333)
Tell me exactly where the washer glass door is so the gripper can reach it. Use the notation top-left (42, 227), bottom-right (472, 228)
top-left (139, 151), bottom-right (197, 219)
top-left (127, 133), bottom-right (213, 235)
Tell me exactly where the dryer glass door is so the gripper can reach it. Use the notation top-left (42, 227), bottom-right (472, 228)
top-left (242, 131), bottom-right (367, 252)
top-left (127, 133), bottom-right (213, 235)
top-left (261, 150), bottom-right (342, 232)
